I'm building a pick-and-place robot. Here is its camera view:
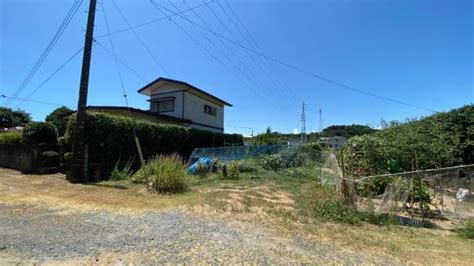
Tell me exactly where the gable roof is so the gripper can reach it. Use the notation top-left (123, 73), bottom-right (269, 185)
top-left (137, 77), bottom-right (232, 107)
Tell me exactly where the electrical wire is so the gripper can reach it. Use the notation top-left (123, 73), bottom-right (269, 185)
top-left (111, 0), bottom-right (171, 77)
top-left (220, 0), bottom-right (301, 101)
top-left (1, 94), bottom-right (68, 107)
top-left (15, 47), bottom-right (84, 108)
top-left (148, 2), bottom-right (437, 113)
top-left (93, 39), bottom-right (147, 82)
top-left (101, 0), bottom-right (145, 165)
top-left (150, 0), bottom-right (273, 104)
top-left (3, 0), bottom-right (83, 106)
top-left (94, 0), bottom-right (215, 38)
top-left (168, 0), bottom-right (265, 95)
top-left (212, 0), bottom-right (296, 101)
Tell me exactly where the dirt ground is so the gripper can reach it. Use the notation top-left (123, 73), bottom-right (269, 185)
top-left (0, 168), bottom-right (472, 264)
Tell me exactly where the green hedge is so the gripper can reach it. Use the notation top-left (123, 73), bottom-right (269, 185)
top-left (0, 132), bottom-right (22, 144)
top-left (65, 112), bottom-right (243, 163)
top-left (22, 122), bottom-right (58, 144)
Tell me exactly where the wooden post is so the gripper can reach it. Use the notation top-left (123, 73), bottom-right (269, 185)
top-left (69, 0), bottom-right (97, 183)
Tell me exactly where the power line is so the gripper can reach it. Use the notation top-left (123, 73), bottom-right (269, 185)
top-left (93, 39), bottom-right (147, 82)
top-left (15, 47), bottom-right (84, 108)
top-left (149, 0), bottom-right (278, 106)
top-left (172, 0), bottom-right (269, 97)
top-left (221, 0), bottom-right (302, 101)
top-left (101, 0), bottom-right (145, 166)
top-left (3, 0), bottom-right (83, 106)
top-left (213, 0), bottom-right (298, 102)
top-left (111, 0), bottom-right (171, 77)
top-left (1, 94), bottom-right (67, 107)
top-left (94, 0), bottom-right (215, 38)
top-left (146, 2), bottom-right (437, 113)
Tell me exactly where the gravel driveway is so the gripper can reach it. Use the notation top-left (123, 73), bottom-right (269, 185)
top-left (0, 203), bottom-right (400, 264)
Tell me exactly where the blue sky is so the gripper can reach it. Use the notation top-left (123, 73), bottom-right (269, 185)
top-left (1, 0), bottom-right (472, 136)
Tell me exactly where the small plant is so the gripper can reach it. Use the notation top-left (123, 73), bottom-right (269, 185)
top-left (0, 132), bottom-right (22, 144)
top-left (228, 161), bottom-right (240, 179)
top-left (260, 154), bottom-right (286, 171)
top-left (455, 220), bottom-right (474, 239)
top-left (307, 184), bottom-right (362, 224)
top-left (110, 158), bottom-right (134, 181)
top-left (141, 153), bottom-right (187, 193)
top-left (221, 164), bottom-right (228, 178)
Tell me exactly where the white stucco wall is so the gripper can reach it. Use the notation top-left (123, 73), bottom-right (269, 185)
top-left (146, 82), bottom-right (226, 133)
top-left (149, 84), bottom-right (186, 118)
top-left (183, 91), bottom-right (224, 132)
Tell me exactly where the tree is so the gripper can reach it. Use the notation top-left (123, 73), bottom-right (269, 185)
top-left (0, 107), bottom-right (31, 128)
top-left (251, 127), bottom-right (286, 145)
top-left (322, 124), bottom-right (377, 138)
top-left (45, 106), bottom-right (74, 136)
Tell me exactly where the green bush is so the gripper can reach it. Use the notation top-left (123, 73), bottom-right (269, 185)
top-left (238, 160), bottom-right (258, 173)
top-left (110, 159), bottom-right (134, 181)
top-left (260, 154), bottom-right (286, 171)
top-left (64, 112), bottom-right (243, 163)
top-left (307, 184), bottom-right (362, 224)
top-left (22, 122), bottom-right (58, 144)
top-left (0, 132), bottom-right (22, 144)
top-left (140, 153), bottom-right (187, 193)
top-left (455, 220), bottom-right (474, 239)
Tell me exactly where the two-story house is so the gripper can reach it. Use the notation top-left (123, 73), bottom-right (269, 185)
top-left (89, 77), bottom-right (232, 133)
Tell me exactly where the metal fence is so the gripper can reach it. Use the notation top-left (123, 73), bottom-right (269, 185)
top-left (320, 151), bottom-right (474, 222)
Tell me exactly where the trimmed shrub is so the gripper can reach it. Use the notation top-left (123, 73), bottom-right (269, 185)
top-left (22, 122), bottom-right (58, 144)
top-left (65, 112), bottom-right (243, 163)
top-left (0, 132), bottom-right (22, 144)
top-left (140, 153), bottom-right (187, 193)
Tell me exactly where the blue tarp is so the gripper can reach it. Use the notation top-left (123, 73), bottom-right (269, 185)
top-left (188, 156), bottom-right (214, 175)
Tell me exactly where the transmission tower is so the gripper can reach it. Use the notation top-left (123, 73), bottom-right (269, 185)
top-left (319, 108), bottom-right (323, 133)
top-left (300, 102), bottom-right (307, 144)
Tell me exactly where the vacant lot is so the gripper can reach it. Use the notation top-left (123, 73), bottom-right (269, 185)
top-left (0, 168), bottom-right (472, 264)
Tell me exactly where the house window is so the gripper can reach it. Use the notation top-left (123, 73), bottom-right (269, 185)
top-left (204, 104), bottom-right (216, 116)
top-left (152, 98), bottom-right (174, 113)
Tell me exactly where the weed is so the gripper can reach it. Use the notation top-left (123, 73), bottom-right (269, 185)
top-left (228, 161), bottom-right (240, 179)
top-left (110, 158), bottom-right (134, 181)
top-left (306, 184), bottom-right (362, 225)
top-left (455, 220), bottom-right (474, 239)
top-left (141, 153), bottom-right (187, 193)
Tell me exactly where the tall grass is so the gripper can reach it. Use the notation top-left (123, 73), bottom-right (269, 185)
top-left (141, 153), bottom-right (187, 193)
top-left (110, 158), bottom-right (134, 181)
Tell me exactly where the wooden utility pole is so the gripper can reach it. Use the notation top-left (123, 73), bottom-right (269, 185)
top-left (69, 0), bottom-right (97, 183)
